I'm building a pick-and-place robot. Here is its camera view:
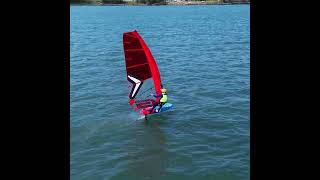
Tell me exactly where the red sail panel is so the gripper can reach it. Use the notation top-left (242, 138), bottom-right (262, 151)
top-left (134, 31), bottom-right (162, 98)
top-left (123, 32), bottom-right (152, 81)
top-left (123, 30), bottom-right (162, 109)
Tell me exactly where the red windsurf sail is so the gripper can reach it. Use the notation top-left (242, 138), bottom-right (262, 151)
top-left (123, 30), bottom-right (162, 110)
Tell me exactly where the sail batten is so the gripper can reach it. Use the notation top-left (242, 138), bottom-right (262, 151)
top-left (127, 63), bottom-right (149, 69)
top-left (125, 49), bottom-right (145, 52)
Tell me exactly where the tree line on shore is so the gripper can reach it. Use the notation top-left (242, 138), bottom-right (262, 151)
top-left (70, 0), bottom-right (167, 5)
top-left (70, 0), bottom-right (249, 5)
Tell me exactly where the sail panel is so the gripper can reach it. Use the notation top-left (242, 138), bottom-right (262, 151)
top-left (123, 30), bottom-right (162, 110)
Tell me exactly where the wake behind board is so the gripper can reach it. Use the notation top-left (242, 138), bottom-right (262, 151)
top-left (140, 103), bottom-right (173, 115)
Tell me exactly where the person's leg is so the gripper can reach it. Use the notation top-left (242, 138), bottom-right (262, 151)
top-left (158, 102), bottom-right (165, 112)
top-left (149, 102), bottom-right (158, 113)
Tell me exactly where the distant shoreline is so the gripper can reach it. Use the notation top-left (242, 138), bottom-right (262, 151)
top-left (70, 2), bottom-right (250, 6)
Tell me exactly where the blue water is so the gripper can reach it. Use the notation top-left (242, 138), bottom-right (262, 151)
top-left (71, 5), bottom-right (250, 180)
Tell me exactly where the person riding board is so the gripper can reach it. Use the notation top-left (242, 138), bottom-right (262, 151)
top-left (150, 88), bottom-right (168, 113)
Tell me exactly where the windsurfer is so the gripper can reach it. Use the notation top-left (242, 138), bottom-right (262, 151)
top-left (150, 88), bottom-right (168, 113)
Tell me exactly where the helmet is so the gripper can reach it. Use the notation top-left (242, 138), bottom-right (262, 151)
top-left (161, 88), bottom-right (167, 93)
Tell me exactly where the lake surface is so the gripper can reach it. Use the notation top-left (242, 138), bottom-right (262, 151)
top-left (71, 5), bottom-right (250, 180)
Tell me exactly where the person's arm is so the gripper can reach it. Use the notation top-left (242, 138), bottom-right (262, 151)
top-left (151, 93), bottom-right (163, 98)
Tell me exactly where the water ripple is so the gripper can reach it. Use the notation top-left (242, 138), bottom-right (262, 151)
top-left (71, 5), bottom-right (250, 180)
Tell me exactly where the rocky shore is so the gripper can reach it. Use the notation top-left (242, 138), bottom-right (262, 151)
top-left (167, 0), bottom-right (249, 5)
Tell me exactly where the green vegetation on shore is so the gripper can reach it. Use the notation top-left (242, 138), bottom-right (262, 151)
top-left (70, 0), bottom-right (96, 4)
top-left (70, 0), bottom-right (166, 5)
top-left (70, 0), bottom-right (249, 5)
